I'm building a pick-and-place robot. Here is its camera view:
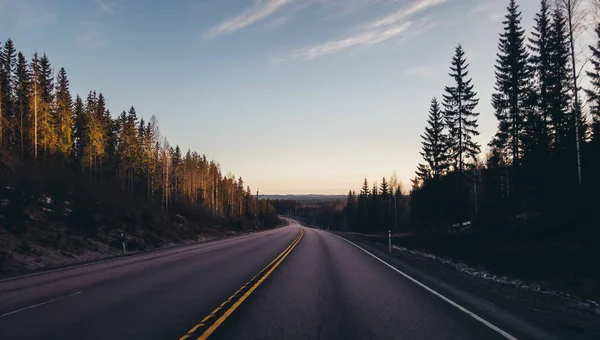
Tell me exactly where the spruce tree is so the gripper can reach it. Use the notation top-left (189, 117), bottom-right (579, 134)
top-left (443, 45), bottom-right (480, 174)
top-left (55, 67), bottom-right (73, 161)
top-left (418, 97), bottom-right (448, 181)
top-left (37, 53), bottom-right (56, 159)
top-left (73, 95), bottom-right (85, 165)
top-left (0, 39), bottom-right (17, 150)
top-left (357, 178), bottom-right (370, 232)
top-left (380, 177), bottom-right (389, 198)
top-left (30, 53), bottom-right (41, 160)
top-left (586, 20), bottom-right (600, 147)
top-left (528, 0), bottom-right (552, 151)
top-left (15, 52), bottom-right (31, 158)
top-left (491, 0), bottom-right (531, 175)
top-left (548, 6), bottom-right (572, 153)
top-left (344, 190), bottom-right (358, 231)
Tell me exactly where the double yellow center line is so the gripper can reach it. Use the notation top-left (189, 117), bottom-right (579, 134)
top-left (179, 228), bottom-right (304, 340)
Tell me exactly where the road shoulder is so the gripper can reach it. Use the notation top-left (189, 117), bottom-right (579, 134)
top-left (335, 232), bottom-right (600, 340)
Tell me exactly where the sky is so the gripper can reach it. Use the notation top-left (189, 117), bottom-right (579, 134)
top-left (0, 0), bottom-right (590, 194)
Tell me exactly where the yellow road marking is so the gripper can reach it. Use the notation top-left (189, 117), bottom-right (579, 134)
top-left (179, 229), bottom-right (304, 340)
top-left (197, 229), bottom-right (304, 340)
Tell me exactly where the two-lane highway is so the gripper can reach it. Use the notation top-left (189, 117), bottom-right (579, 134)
top-left (0, 219), bottom-right (521, 339)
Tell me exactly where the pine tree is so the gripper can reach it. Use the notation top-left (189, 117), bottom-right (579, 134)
top-left (15, 52), bottom-right (31, 158)
top-left (528, 0), bottom-right (552, 152)
top-left (549, 6), bottom-right (572, 153)
top-left (30, 53), bottom-right (41, 160)
top-left (0, 39), bottom-right (3, 149)
top-left (173, 144), bottom-right (183, 204)
top-left (0, 39), bottom-right (17, 150)
top-left (344, 190), bottom-right (357, 231)
top-left (55, 67), bottom-right (73, 162)
top-left (443, 45), bottom-right (480, 175)
top-left (380, 177), bottom-right (389, 198)
top-left (418, 97), bottom-right (448, 181)
top-left (586, 20), bottom-right (600, 147)
top-left (491, 0), bottom-right (531, 174)
top-left (357, 178), bottom-right (370, 232)
top-left (558, 0), bottom-right (585, 187)
top-left (37, 53), bottom-right (56, 159)
top-left (73, 95), bottom-right (85, 164)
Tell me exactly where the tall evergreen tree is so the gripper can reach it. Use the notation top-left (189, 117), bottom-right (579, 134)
top-left (37, 53), bottom-right (56, 159)
top-left (344, 190), bottom-right (357, 231)
top-left (30, 53), bottom-right (41, 160)
top-left (443, 45), bottom-right (480, 174)
top-left (15, 52), bottom-right (31, 158)
top-left (549, 6), bottom-right (572, 153)
top-left (558, 0), bottom-right (585, 187)
top-left (357, 178), bottom-right (370, 232)
top-left (586, 20), bottom-right (600, 147)
top-left (380, 177), bottom-right (389, 198)
top-left (370, 182), bottom-right (379, 230)
top-left (72, 95), bottom-right (85, 163)
top-left (418, 97), bottom-right (448, 181)
top-left (528, 0), bottom-right (552, 153)
top-left (55, 67), bottom-right (73, 161)
top-left (0, 39), bottom-right (17, 150)
top-left (491, 0), bottom-right (531, 176)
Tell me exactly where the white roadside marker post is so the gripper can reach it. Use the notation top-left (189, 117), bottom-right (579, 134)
top-left (121, 232), bottom-right (127, 254)
top-left (388, 229), bottom-right (391, 253)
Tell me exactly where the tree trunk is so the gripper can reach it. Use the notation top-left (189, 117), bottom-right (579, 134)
top-left (565, 0), bottom-right (582, 187)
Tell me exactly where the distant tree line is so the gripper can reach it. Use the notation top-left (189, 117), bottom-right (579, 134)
top-left (0, 38), bottom-right (277, 227)
top-left (274, 175), bottom-right (411, 233)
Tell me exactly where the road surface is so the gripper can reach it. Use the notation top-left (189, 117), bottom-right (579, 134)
top-left (0, 219), bottom-right (527, 339)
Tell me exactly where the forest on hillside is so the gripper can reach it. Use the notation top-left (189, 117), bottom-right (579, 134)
top-left (296, 0), bottom-right (600, 235)
top-left (0, 37), bottom-right (279, 240)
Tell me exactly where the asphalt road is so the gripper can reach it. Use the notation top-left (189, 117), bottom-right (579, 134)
top-left (0, 219), bottom-right (520, 339)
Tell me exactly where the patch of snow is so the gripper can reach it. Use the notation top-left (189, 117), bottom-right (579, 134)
top-left (1, 198), bottom-right (9, 206)
top-left (392, 244), bottom-right (600, 312)
top-left (5, 186), bottom-right (12, 190)
top-left (39, 195), bottom-right (52, 204)
top-left (41, 207), bottom-right (54, 213)
top-left (64, 201), bottom-right (70, 205)
top-left (65, 208), bottom-right (72, 213)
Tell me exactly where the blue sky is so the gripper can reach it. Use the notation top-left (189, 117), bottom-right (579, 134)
top-left (0, 0), bottom-right (549, 194)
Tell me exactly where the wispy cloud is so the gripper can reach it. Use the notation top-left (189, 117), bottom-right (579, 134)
top-left (320, 0), bottom-right (393, 18)
top-left (76, 22), bottom-right (107, 48)
top-left (205, 0), bottom-right (294, 39)
top-left (291, 22), bottom-right (412, 60)
top-left (287, 0), bottom-right (448, 60)
top-left (94, 0), bottom-right (121, 12)
top-left (367, 0), bottom-right (450, 28)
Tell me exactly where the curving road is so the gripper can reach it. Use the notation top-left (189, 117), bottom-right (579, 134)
top-left (0, 219), bottom-right (528, 339)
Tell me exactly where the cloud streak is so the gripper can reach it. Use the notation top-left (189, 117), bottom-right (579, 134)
top-left (367, 0), bottom-right (450, 28)
top-left (287, 0), bottom-right (448, 60)
top-left (205, 0), bottom-right (294, 39)
top-left (291, 22), bottom-right (412, 60)
top-left (94, 0), bottom-right (116, 12)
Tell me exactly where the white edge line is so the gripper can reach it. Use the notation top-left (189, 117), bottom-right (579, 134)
top-left (0, 291), bottom-right (82, 318)
top-left (333, 234), bottom-right (518, 340)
